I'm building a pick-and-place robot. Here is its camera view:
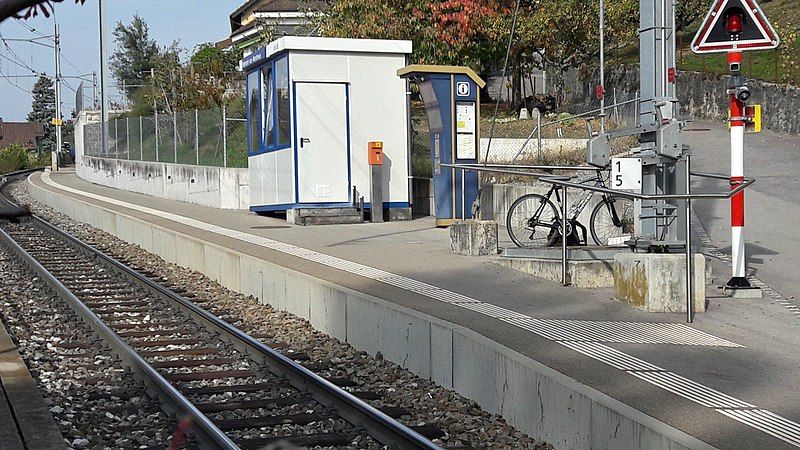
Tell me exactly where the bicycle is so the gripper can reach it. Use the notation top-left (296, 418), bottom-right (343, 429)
top-left (506, 170), bottom-right (634, 248)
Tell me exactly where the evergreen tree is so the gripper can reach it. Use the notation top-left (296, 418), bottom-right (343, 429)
top-left (26, 74), bottom-right (55, 152)
top-left (110, 15), bottom-right (160, 98)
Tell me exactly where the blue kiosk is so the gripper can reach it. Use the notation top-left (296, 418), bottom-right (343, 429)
top-left (398, 65), bottom-right (485, 227)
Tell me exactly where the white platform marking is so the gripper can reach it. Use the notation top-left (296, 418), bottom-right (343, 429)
top-left (40, 172), bottom-right (800, 446)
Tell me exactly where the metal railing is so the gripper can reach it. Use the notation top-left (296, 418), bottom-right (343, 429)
top-left (445, 160), bottom-right (755, 323)
top-left (84, 106), bottom-right (248, 168)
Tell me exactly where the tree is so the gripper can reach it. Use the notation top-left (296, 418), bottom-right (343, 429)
top-left (26, 74), bottom-right (56, 152)
top-left (110, 15), bottom-right (162, 98)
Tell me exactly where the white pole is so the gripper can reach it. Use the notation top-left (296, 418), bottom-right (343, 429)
top-left (53, 23), bottom-right (62, 171)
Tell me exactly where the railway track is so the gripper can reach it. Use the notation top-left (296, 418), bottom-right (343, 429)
top-left (0, 172), bottom-right (443, 449)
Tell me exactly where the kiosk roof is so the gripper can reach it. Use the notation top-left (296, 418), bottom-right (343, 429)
top-left (397, 65), bottom-right (486, 88)
top-left (262, 36), bottom-right (413, 60)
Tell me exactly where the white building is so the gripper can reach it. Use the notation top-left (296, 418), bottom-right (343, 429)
top-left (243, 37), bottom-right (413, 216)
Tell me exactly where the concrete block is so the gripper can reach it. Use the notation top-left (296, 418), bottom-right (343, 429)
top-left (175, 235), bottom-right (205, 273)
top-left (452, 332), bottom-right (500, 413)
top-left (430, 323), bottom-right (454, 389)
top-left (388, 207), bottom-right (412, 221)
top-left (345, 294), bottom-right (432, 377)
top-left (204, 245), bottom-right (240, 291)
top-left (450, 220), bottom-right (498, 256)
top-left (307, 283), bottom-right (348, 341)
top-left (614, 253), bottom-right (707, 313)
top-left (151, 228), bottom-right (177, 264)
top-left (496, 257), bottom-right (614, 288)
top-left (726, 287), bottom-right (763, 299)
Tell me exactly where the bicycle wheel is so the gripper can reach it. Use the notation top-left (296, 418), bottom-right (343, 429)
top-left (590, 196), bottom-right (635, 246)
top-left (506, 194), bottom-right (560, 248)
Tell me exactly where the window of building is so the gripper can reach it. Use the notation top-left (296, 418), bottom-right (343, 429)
top-left (247, 70), bottom-right (261, 154)
top-left (262, 65), bottom-right (274, 147)
top-left (254, 55), bottom-right (291, 154)
top-left (275, 57), bottom-right (290, 146)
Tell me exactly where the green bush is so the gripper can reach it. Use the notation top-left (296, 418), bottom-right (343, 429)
top-left (0, 144), bottom-right (48, 174)
top-left (0, 144), bottom-right (31, 174)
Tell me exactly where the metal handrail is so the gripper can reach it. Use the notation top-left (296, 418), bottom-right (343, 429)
top-left (446, 160), bottom-right (753, 323)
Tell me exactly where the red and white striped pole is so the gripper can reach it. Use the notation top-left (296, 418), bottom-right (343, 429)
top-left (727, 51), bottom-right (750, 289)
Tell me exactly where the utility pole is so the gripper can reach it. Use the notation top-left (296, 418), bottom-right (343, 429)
top-left (99, 0), bottom-right (109, 156)
top-left (53, 23), bottom-right (62, 171)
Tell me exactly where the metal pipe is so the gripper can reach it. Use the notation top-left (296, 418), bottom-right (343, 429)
top-left (154, 104), bottom-right (159, 162)
top-left (685, 154), bottom-right (694, 323)
top-left (222, 106), bottom-right (228, 168)
top-left (195, 109), bottom-right (200, 165)
top-left (125, 117), bottom-right (129, 160)
top-left (173, 112), bottom-right (177, 164)
top-left (139, 116), bottom-right (143, 161)
top-left (440, 164), bottom-right (755, 200)
top-left (536, 110), bottom-right (542, 162)
top-left (461, 169), bottom-right (465, 220)
top-left (562, 186), bottom-right (568, 286)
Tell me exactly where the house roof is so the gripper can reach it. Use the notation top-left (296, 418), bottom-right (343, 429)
top-left (0, 120), bottom-right (45, 149)
top-left (229, 0), bottom-right (327, 34)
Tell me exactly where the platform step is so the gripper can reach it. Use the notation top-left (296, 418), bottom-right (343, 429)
top-left (292, 207), bottom-right (363, 226)
top-left (295, 207), bottom-right (361, 217)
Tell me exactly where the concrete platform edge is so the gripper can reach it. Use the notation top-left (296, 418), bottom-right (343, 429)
top-left (0, 320), bottom-right (66, 449)
top-left (29, 174), bottom-right (716, 450)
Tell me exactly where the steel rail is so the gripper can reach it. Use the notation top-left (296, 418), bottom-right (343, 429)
top-left (0, 226), bottom-right (239, 450)
top-left (36, 214), bottom-right (441, 450)
top-left (0, 174), bottom-right (441, 449)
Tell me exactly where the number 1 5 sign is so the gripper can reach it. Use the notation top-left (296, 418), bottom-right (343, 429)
top-left (611, 157), bottom-right (642, 191)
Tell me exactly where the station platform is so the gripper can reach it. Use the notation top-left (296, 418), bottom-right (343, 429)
top-left (27, 170), bottom-right (800, 449)
top-left (0, 320), bottom-right (65, 449)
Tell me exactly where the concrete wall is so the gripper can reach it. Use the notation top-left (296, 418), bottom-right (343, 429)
top-left (76, 156), bottom-right (250, 210)
top-left (564, 65), bottom-right (800, 134)
top-left (29, 178), bottom-right (712, 450)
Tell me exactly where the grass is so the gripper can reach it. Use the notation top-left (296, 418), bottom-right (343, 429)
top-left (611, 0), bottom-right (800, 84)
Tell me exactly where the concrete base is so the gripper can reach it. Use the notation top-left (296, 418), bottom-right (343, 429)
top-left (614, 253), bottom-right (708, 313)
top-left (450, 220), bottom-right (498, 256)
top-left (287, 208), bottom-right (363, 226)
top-left (725, 287), bottom-right (764, 299)
top-left (387, 207), bottom-right (412, 221)
top-left (496, 257), bottom-right (614, 288)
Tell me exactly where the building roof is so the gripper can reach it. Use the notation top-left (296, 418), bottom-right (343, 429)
top-left (229, 0), bottom-right (327, 35)
top-left (245, 37), bottom-right (412, 68)
top-left (0, 120), bottom-right (45, 149)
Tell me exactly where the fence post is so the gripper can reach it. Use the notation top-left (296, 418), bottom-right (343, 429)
top-left (222, 106), bottom-right (228, 168)
top-left (195, 109), bottom-right (200, 165)
top-left (536, 109), bottom-right (542, 162)
top-left (114, 118), bottom-right (118, 159)
top-left (126, 117), bottom-right (130, 160)
top-left (155, 109), bottom-right (159, 162)
top-left (173, 111), bottom-right (178, 164)
top-left (139, 116), bottom-right (143, 161)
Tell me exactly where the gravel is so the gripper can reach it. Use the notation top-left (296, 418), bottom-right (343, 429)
top-left (8, 181), bottom-right (552, 449)
top-left (0, 247), bottom-right (175, 450)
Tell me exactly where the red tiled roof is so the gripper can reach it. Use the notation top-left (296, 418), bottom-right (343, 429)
top-left (0, 120), bottom-right (45, 149)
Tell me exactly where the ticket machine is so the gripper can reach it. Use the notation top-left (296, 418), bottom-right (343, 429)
top-left (398, 65), bottom-right (485, 227)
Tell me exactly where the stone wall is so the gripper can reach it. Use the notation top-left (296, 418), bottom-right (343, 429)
top-left (564, 65), bottom-right (800, 134)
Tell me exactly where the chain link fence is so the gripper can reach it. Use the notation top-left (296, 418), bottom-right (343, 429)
top-left (84, 105), bottom-right (248, 168)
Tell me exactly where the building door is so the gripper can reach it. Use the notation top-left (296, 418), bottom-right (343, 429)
top-left (295, 82), bottom-right (350, 204)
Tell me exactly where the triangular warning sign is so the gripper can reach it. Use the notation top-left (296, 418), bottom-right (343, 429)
top-left (691, 0), bottom-right (780, 54)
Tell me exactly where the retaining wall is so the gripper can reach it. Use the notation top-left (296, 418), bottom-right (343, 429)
top-left (29, 175), bottom-right (713, 450)
top-left (564, 65), bottom-right (800, 134)
top-left (76, 156), bottom-right (249, 210)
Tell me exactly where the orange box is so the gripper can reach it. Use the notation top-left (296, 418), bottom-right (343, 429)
top-left (368, 141), bottom-right (384, 165)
